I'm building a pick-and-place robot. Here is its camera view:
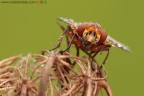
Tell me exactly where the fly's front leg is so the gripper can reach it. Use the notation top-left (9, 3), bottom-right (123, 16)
top-left (63, 33), bottom-right (76, 52)
top-left (50, 29), bottom-right (68, 51)
top-left (57, 22), bottom-right (71, 52)
top-left (65, 33), bottom-right (71, 52)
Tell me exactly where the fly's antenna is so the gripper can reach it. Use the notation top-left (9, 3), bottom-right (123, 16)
top-left (106, 36), bottom-right (131, 52)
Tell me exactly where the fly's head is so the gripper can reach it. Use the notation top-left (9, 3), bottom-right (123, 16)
top-left (82, 26), bottom-right (101, 50)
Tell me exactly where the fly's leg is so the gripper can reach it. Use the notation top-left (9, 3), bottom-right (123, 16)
top-left (92, 45), bottom-right (110, 65)
top-left (42, 30), bottom-right (66, 55)
top-left (91, 51), bottom-right (100, 70)
top-left (75, 46), bottom-right (80, 57)
top-left (91, 51), bottom-right (104, 77)
top-left (98, 45), bottom-right (110, 69)
top-left (96, 49), bottom-right (109, 78)
top-left (50, 29), bottom-right (68, 51)
top-left (100, 49), bottom-right (110, 69)
top-left (65, 34), bottom-right (71, 52)
top-left (50, 22), bottom-right (69, 51)
top-left (91, 46), bottom-right (110, 77)
top-left (42, 24), bottom-right (66, 55)
top-left (62, 33), bottom-right (76, 52)
top-left (57, 22), bottom-right (71, 52)
top-left (57, 22), bottom-right (70, 52)
top-left (91, 46), bottom-right (102, 62)
top-left (81, 47), bottom-right (103, 77)
top-left (57, 22), bottom-right (75, 53)
top-left (90, 49), bottom-right (104, 77)
top-left (72, 46), bottom-right (80, 65)
top-left (80, 48), bottom-right (100, 71)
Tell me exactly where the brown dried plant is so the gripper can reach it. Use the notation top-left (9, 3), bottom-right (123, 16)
top-left (0, 49), bottom-right (112, 96)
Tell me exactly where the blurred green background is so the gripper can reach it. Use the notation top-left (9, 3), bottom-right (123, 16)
top-left (0, 0), bottom-right (143, 95)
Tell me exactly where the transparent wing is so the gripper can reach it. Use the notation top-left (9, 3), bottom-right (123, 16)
top-left (58, 17), bottom-right (79, 29)
top-left (105, 36), bottom-right (131, 52)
